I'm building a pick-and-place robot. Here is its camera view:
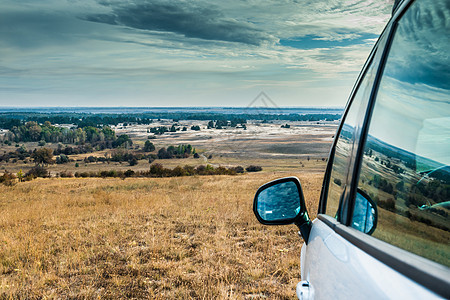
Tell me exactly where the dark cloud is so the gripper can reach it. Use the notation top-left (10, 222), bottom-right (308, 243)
top-left (83, 1), bottom-right (276, 45)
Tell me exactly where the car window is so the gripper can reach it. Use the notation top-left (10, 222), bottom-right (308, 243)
top-left (325, 70), bottom-right (372, 219)
top-left (325, 37), bottom-right (388, 219)
top-left (353, 0), bottom-right (450, 267)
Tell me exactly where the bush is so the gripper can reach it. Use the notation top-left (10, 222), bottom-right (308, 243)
top-left (124, 169), bottom-right (135, 177)
top-left (59, 170), bottom-right (73, 178)
top-left (150, 163), bottom-right (165, 177)
top-left (129, 157), bottom-right (138, 166)
top-left (26, 166), bottom-right (49, 178)
top-left (246, 165), bottom-right (262, 172)
top-left (233, 166), bottom-right (244, 173)
top-left (56, 154), bottom-right (69, 164)
top-left (0, 171), bottom-right (16, 186)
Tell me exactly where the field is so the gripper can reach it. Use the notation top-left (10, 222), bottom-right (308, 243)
top-left (0, 121), bottom-right (335, 175)
top-left (0, 171), bottom-right (323, 299)
top-left (0, 118), bottom-right (333, 298)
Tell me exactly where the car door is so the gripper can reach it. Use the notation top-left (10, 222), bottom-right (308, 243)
top-left (300, 0), bottom-right (450, 299)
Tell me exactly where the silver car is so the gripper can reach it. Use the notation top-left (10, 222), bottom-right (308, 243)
top-left (253, 0), bottom-right (450, 298)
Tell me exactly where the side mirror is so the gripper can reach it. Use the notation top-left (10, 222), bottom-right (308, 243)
top-left (253, 177), bottom-right (312, 242)
top-left (351, 189), bottom-right (378, 235)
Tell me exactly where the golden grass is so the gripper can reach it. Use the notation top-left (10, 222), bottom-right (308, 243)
top-left (0, 172), bottom-right (322, 299)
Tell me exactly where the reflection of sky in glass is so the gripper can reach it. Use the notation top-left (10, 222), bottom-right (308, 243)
top-left (367, 0), bottom-right (450, 166)
top-left (257, 181), bottom-right (300, 221)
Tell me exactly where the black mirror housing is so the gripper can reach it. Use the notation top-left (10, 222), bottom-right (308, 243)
top-left (253, 177), bottom-right (312, 242)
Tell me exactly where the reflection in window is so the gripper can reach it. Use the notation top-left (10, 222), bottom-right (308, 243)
top-left (326, 52), bottom-right (380, 219)
top-left (355, 0), bottom-right (450, 267)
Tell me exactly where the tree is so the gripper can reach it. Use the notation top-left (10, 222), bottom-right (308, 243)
top-left (56, 154), bottom-right (69, 164)
top-left (129, 157), bottom-right (138, 166)
top-left (17, 169), bottom-right (24, 182)
top-left (31, 148), bottom-right (53, 166)
top-left (113, 134), bottom-right (132, 148)
top-left (144, 141), bottom-right (155, 152)
top-left (158, 147), bottom-right (173, 159)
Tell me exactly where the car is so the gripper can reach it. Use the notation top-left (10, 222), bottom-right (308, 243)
top-left (252, 0), bottom-right (450, 298)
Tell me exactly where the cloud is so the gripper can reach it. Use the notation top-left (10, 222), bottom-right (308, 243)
top-left (83, 1), bottom-right (277, 45)
top-left (0, 0), bottom-right (395, 107)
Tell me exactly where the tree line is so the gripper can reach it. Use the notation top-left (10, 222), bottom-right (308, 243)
top-left (0, 111), bottom-right (342, 131)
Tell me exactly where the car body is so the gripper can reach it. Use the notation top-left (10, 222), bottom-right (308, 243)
top-left (253, 0), bottom-right (450, 298)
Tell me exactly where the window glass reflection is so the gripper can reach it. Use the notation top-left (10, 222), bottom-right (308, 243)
top-left (356, 0), bottom-right (450, 267)
top-left (326, 53), bottom-right (380, 219)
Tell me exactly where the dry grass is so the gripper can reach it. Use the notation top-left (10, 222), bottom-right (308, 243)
top-left (0, 172), bottom-right (322, 299)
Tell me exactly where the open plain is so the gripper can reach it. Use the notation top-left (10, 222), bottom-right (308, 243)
top-left (0, 171), bottom-right (323, 299)
top-left (0, 120), bottom-right (336, 299)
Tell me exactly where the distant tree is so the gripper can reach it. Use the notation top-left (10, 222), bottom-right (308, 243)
top-left (191, 125), bottom-right (201, 131)
top-left (56, 154), bottom-right (69, 164)
top-left (157, 147), bottom-right (173, 159)
top-left (113, 134), bottom-right (132, 148)
top-left (144, 141), bottom-right (155, 152)
top-left (194, 153), bottom-right (200, 158)
top-left (31, 148), bottom-right (53, 166)
top-left (129, 157), bottom-right (138, 166)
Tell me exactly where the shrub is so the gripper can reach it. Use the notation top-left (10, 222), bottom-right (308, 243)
top-left (129, 157), bottom-right (138, 166)
top-left (0, 171), bottom-right (16, 186)
top-left (59, 170), bottom-right (73, 178)
top-left (26, 166), bottom-right (49, 178)
top-left (233, 166), bottom-right (244, 173)
top-left (150, 163), bottom-right (165, 177)
top-left (246, 165), bottom-right (262, 172)
top-left (124, 169), bottom-right (135, 177)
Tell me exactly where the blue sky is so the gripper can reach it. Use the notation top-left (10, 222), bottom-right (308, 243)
top-left (0, 0), bottom-right (393, 107)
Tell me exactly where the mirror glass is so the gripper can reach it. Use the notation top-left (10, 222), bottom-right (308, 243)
top-left (351, 190), bottom-right (377, 234)
top-left (256, 181), bottom-right (301, 222)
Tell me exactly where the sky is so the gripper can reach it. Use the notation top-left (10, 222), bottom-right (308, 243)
top-left (0, 0), bottom-right (394, 107)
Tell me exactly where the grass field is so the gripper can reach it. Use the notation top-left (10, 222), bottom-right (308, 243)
top-left (0, 171), bottom-right (323, 299)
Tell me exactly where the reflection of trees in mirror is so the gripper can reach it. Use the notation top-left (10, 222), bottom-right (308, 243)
top-left (257, 181), bottom-right (300, 222)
